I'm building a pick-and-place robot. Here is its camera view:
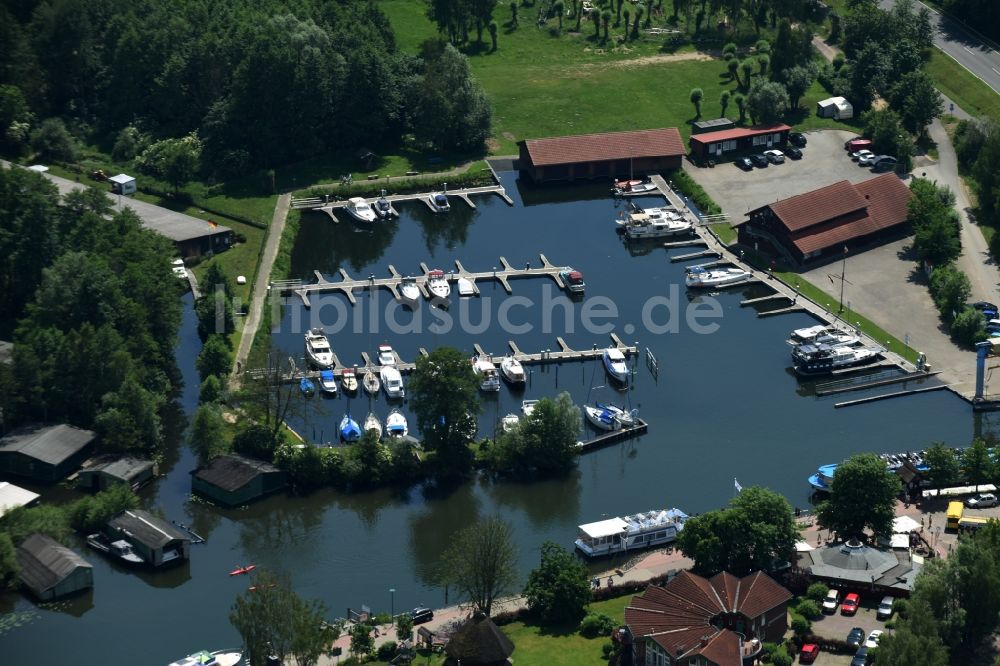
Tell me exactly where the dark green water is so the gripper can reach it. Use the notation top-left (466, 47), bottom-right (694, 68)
top-left (0, 173), bottom-right (990, 664)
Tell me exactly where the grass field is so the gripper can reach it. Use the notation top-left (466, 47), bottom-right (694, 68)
top-left (927, 49), bottom-right (1000, 125)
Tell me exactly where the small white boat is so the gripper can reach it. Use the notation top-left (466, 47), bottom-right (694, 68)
top-left (341, 367), bottom-right (359, 394)
top-left (584, 404), bottom-right (621, 431)
top-left (340, 413), bottom-right (361, 442)
top-left (167, 649), bottom-right (243, 666)
top-left (345, 197), bottom-right (377, 223)
top-left (788, 324), bottom-right (838, 345)
top-left (521, 399), bottom-right (539, 416)
top-left (559, 269), bottom-right (585, 294)
top-left (603, 347), bottom-right (629, 384)
top-left (596, 402), bottom-right (636, 427)
top-left (500, 355), bottom-right (526, 385)
top-left (471, 355), bottom-right (501, 392)
top-left (304, 328), bottom-right (334, 368)
top-left (386, 408), bottom-right (408, 438)
top-left (374, 191), bottom-right (393, 219)
top-left (399, 276), bottom-right (421, 303)
top-left (612, 178), bottom-right (658, 196)
top-left (318, 369), bottom-right (338, 395)
top-left (381, 366), bottom-right (405, 399)
top-left (457, 277), bottom-right (476, 296)
top-left (684, 265), bottom-right (752, 289)
top-left (428, 191), bottom-right (451, 212)
top-left (377, 344), bottom-right (396, 367)
top-left (364, 412), bottom-right (383, 439)
top-left (363, 369), bottom-right (380, 395)
top-left (501, 413), bottom-right (520, 432)
top-left (86, 533), bottom-right (144, 565)
top-left (619, 209), bottom-right (693, 239)
top-left (427, 269), bottom-right (451, 300)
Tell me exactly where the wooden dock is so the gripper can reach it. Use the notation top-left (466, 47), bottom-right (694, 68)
top-left (815, 371), bottom-right (941, 396)
top-left (662, 239), bottom-right (707, 249)
top-left (834, 385), bottom-right (949, 408)
top-left (282, 254), bottom-right (580, 308)
top-left (578, 419), bottom-right (648, 453)
top-left (740, 293), bottom-right (790, 307)
top-left (290, 183), bottom-right (514, 222)
top-left (671, 249), bottom-right (721, 262)
top-left (757, 305), bottom-right (807, 318)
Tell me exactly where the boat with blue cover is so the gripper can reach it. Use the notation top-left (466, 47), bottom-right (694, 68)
top-left (340, 413), bottom-right (361, 442)
top-left (299, 377), bottom-right (315, 397)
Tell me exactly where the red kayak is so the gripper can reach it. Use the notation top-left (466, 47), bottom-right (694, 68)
top-left (229, 564), bottom-right (256, 576)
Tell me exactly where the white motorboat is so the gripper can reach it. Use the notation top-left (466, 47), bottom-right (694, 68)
top-left (470, 355), bottom-right (501, 392)
top-left (611, 178), bottom-right (658, 196)
top-left (559, 269), bottom-right (585, 294)
top-left (427, 269), bottom-right (451, 300)
top-left (364, 412), bottom-right (383, 439)
top-left (457, 277), bottom-right (476, 296)
top-left (500, 355), bottom-right (526, 385)
top-left (684, 265), bottom-right (751, 289)
top-left (602, 347), bottom-right (629, 384)
top-left (86, 533), bottom-right (144, 565)
top-left (399, 276), bottom-right (421, 303)
top-left (340, 413), bottom-right (361, 442)
top-left (374, 191), bottom-right (394, 219)
top-left (363, 368), bottom-right (380, 395)
top-left (574, 508), bottom-right (688, 558)
top-left (793, 344), bottom-right (882, 376)
top-left (386, 408), bottom-right (408, 438)
top-left (521, 399), bottom-right (539, 416)
top-left (380, 366), bottom-right (405, 399)
top-left (428, 191), bottom-right (451, 212)
top-left (167, 649), bottom-right (243, 666)
top-left (620, 209), bottom-right (693, 239)
top-left (304, 328), bottom-right (334, 368)
top-left (501, 413), bottom-right (520, 432)
top-left (584, 404), bottom-right (621, 431)
top-left (345, 197), bottom-right (377, 223)
top-left (596, 402), bottom-right (636, 427)
top-left (788, 324), bottom-right (839, 345)
top-left (341, 367), bottom-right (359, 394)
top-left (318, 369), bottom-right (338, 395)
top-left (377, 344), bottom-right (396, 367)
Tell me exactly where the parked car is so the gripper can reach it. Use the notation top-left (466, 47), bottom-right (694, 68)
top-left (858, 152), bottom-right (879, 166)
top-left (764, 149), bottom-right (785, 164)
top-left (409, 606), bottom-right (434, 624)
top-left (735, 157), bottom-right (754, 171)
top-left (800, 643), bottom-right (820, 664)
top-left (845, 138), bottom-right (873, 152)
top-left (846, 626), bottom-right (865, 648)
top-left (851, 646), bottom-right (871, 666)
top-left (864, 629), bottom-right (884, 649)
top-left (750, 154), bottom-right (769, 168)
top-left (877, 595), bottom-right (895, 620)
top-left (872, 156), bottom-right (897, 171)
top-left (785, 147), bottom-right (803, 160)
top-left (841, 592), bottom-right (861, 615)
top-left (789, 132), bottom-right (807, 147)
top-left (972, 301), bottom-right (998, 312)
top-left (822, 589), bottom-right (841, 613)
top-left (966, 492), bottom-right (999, 508)
top-left (851, 149), bottom-right (874, 162)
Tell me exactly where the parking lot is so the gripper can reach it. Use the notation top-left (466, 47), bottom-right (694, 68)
top-left (683, 129), bottom-right (890, 221)
top-left (798, 599), bottom-right (887, 665)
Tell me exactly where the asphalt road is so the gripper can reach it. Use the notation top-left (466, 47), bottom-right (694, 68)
top-left (879, 0), bottom-right (1000, 95)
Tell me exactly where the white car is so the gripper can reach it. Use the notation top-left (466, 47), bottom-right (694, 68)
top-left (864, 629), bottom-right (884, 648)
top-left (822, 589), bottom-right (840, 613)
top-left (851, 149), bottom-right (874, 162)
top-left (764, 149), bottom-right (785, 164)
top-left (966, 493), bottom-right (998, 508)
top-left (858, 152), bottom-right (879, 166)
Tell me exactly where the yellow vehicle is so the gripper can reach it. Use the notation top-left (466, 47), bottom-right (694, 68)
top-left (947, 500), bottom-right (992, 532)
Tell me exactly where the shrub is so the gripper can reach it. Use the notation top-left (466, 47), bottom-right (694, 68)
top-left (951, 307), bottom-right (987, 347)
top-left (806, 582), bottom-right (829, 603)
top-left (723, 42), bottom-right (737, 57)
top-left (790, 614), bottom-right (811, 637)
top-left (832, 52), bottom-right (845, 71)
top-left (579, 611), bottom-right (616, 638)
top-left (376, 640), bottom-right (398, 660)
top-left (771, 646), bottom-right (793, 666)
top-left (601, 642), bottom-right (614, 658)
top-left (795, 599), bottom-right (821, 620)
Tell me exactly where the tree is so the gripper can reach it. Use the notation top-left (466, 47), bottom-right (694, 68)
top-left (601, 9), bottom-right (612, 40)
top-left (928, 265), bottom-right (971, 322)
top-left (631, 6), bottom-right (644, 39)
top-left (888, 70), bottom-right (942, 136)
top-left (111, 124), bottom-right (147, 162)
top-left (554, 0), bottom-right (565, 30)
top-left (237, 349), bottom-right (303, 449)
top-left (523, 541), bottom-right (591, 624)
top-left (408, 347), bottom-right (480, 478)
top-left (781, 65), bottom-right (816, 109)
top-left (757, 54), bottom-right (769, 75)
top-left (135, 133), bottom-right (202, 191)
top-left (197, 334), bottom-right (233, 382)
top-left (689, 88), bottom-right (704, 118)
top-left (740, 59), bottom-right (755, 88)
top-left (923, 442), bottom-right (960, 490)
top-left (190, 403), bottom-right (230, 464)
top-left (30, 118), bottom-right (77, 162)
top-left (412, 43), bottom-right (492, 152)
top-left (94, 376), bottom-right (164, 452)
top-left (489, 392), bottom-right (581, 476)
top-left (746, 80), bottom-right (788, 124)
top-left (720, 90), bottom-right (731, 117)
top-left (850, 40), bottom-right (891, 111)
top-left (488, 20), bottom-right (498, 50)
top-left (230, 570), bottom-right (331, 666)
top-left (951, 307), bottom-right (987, 347)
top-left (873, 623), bottom-right (950, 666)
top-left (395, 612), bottom-right (414, 642)
top-left (909, 179), bottom-right (961, 267)
top-left (510, 1), bottom-right (518, 26)
top-left (727, 58), bottom-right (740, 82)
top-left (962, 438), bottom-right (992, 491)
top-left (816, 453), bottom-right (900, 542)
top-left (199, 374), bottom-right (224, 404)
top-left (734, 93), bottom-right (746, 123)
top-left (0, 533), bottom-right (18, 590)
top-left (442, 515), bottom-right (518, 616)
top-left (350, 622), bottom-right (375, 658)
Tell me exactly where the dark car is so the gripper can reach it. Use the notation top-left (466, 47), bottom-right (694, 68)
top-left (972, 301), bottom-right (998, 312)
top-left (872, 155), bottom-right (897, 172)
top-left (749, 154), bottom-right (769, 168)
top-left (789, 132), bottom-right (807, 147)
top-left (735, 157), bottom-right (753, 171)
top-left (785, 147), bottom-right (803, 160)
top-left (851, 646), bottom-right (870, 666)
top-left (409, 606), bottom-right (434, 624)
top-left (846, 627), bottom-right (865, 649)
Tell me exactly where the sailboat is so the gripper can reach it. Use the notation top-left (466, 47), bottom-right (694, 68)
top-left (364, 412), bottom-right (383, 439)
top-left (340, 412), bottom-right (361, 442)
top-left (363, 368), bottom-right (380, 395)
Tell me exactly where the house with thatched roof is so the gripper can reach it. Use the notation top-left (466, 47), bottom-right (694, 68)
top-left (444, 614), bottom-right (514, 666)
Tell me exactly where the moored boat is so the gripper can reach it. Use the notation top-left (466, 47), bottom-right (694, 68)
top-left (559, 269), bottom-right (585, 294)
top-left (427, 269), bottom-right (450, 300)
top-left (341, 367), bottom-right (359, 394)
top-left (299, 377), bottom-right (316, 397)
top-left (318, 369), bottom-right (338, 395)
top-left (602, 347), bottom-right (629, 384)
top-left (792, 344), bottom-right (881, 376)
top-left (86, 532), bottom-right (145, 565)
top-left (574, 508), bottom-right (688, 558)
top-left (399, 276), bottom-right (421, 303)
top-left (386, 408), bottom-right (408, 438)
top-left (377, 344), bottom-right (396, 367)
top-left (374, 191), bottom-right (394, 219)
top-left (363, 369), bottom-right (380, 395)
top-left (381, 366), bottom-right (405, 399)
top-left (340, 413), bottom-right (361, 442)
top-left (584, 404), bottom-right (621, 432)
top-left (457, 277), bottom-right (476, 296)
top-left (618, 208), bottom-right (692, 238)
top-left (596, 402), bottom-right (636, 427)
top-left (304, 328), bottom-right (334, 368)
top-left (428, 191), bottom-right (451, 212)
top-left (611, 178), bottom-right (658, 196)
top-left (364, 412), bottom-right (383, 439)
top-left (684, 265), bottom-right (751, 289)
top-left (500, 355), bottom-right (526, 386)
top-left (167, 649), bottom-right (243, 666)
top-left (471, 355), bottom-right (501, 392)
top-left (501, 413), bottom-right (520, 432)
top-left (345, 197), bottom-right (377, 223)
top-left (809, 451), bottom-right (930, 492)
top-left (521, 399), bottom-right (539, 416)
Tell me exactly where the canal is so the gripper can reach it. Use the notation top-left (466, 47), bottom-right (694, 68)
top-left (0, 173), bottom-right (990, 664)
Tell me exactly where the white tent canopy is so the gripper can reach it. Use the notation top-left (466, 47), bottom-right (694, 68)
top-left (893, 515), bottom-right (921, 533)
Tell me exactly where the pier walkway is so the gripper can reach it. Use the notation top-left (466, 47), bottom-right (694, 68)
top-left (290, 183), bottom-right (513, 222)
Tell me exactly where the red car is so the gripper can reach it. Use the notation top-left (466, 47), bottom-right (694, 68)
top-left (841, 592), bottom-right (861, 615)
top-left (800, 643), bottom-right (820, 664)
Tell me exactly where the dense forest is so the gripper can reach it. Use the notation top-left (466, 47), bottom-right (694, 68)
top-left (0, 0), bottom-right (491, 178)
top-left (0, 166), bottom-right (181, 454)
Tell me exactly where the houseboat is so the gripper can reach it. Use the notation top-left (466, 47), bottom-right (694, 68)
top-left (500, 355), bottom-right (526, 386)
top-left (471, 355), bottom-right (501, 392)
top-left (792, 344), bottom-right (881, 376)
top-left (304, 329), bottom-right (334, 368)
top-left (574, 508), bottom-right (689, 558)
top-left (167, 650), bottom-right (243, 666)
top-left (381, 366), bottom-right (405, 399)
top-left (560, 269), bottom-right (585, 294)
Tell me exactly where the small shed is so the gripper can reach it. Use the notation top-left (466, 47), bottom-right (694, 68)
top-left (107, 509), bottom-right (190, 567)
top-left (692, 118), bottom-right (736, 134)
top-left (108, 173), bottom-right (137, 195)
top-left (77, 456), bottom-right (155, 492)
top-left (817, 96), bottom-right (854, 120)
top-left (16, 533), bottom-right (93, 601)
top-left (444, 614), bottom-right (515, 666)
top-left (191, 453), bottom-right (288, 507)
top-left (27, 165), bottom-right (49, 173)
top-left (0, 423), bottom-right (96, 482)
top-left (0, 481), bottom-right (40, 518)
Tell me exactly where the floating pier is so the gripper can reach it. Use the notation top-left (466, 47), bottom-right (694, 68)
top-left (757, 305), bottom-right (807, 318)
top-left (671, 249), bottom-right (721, 262)
top-left (834, 385), bottom-right (949, 408)
top-left (662, 239), bottom-right (707, 249)
top-left (290, 183), bottom-right (514, 223)
top-left (577, 419), bottom-right (648, 453)
top-left (740, 293), bottom-right (790, 307)
top-left (815, 371), bottom-right (941, 396)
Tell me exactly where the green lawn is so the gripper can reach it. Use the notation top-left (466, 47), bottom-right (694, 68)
top-left (927, 49), bottom-right (1000, 125)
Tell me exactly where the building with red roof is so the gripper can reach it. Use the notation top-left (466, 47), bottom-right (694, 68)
top-left (517, 128), bottom-right (685, 182)
top-left (624, 570), bottom-right (791, 666)
top-left (735, 173), bottom-right (913, 266)
top-left (688, 123), bottom-right (791, 162)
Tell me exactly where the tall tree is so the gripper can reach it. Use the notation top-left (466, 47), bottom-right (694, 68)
top-left (190, 404), bottom-right (230, 464)
top-left (442, 515), bottom-right (518, 616)
top-left (962, 438), bottom-right (992, 491)
top-left (816, 453), bottom-right (900, 542)
top-left (746, 79), bottom-right (788, 124)
top-left (690, 87), bottom-right (704, 117)
top-left (781, 65), bottom-right (816, 109)
top-left (489, 392), bottom-right (581, 477)
top-left (523, 541), bottom-right (591, 625)
top-left (888, 70), bottom-right (942, 136)
top-left (923, 442), bottom-right (960, 490)
top-left (720, 89), bottom-right (731, 117)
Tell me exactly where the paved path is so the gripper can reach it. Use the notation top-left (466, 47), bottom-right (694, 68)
top-left (231, 193), bottom-right (290, 385)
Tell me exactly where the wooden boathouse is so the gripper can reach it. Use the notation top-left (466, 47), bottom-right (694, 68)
top-left (16, 533), bottom-right (93, 601)
top-left (107, 510), bottom-right (191, 567)
top-left (0, 424), bottom-right (95, 483)
top-left (191, 454), bottom-right (288, 507)
top-left (517, 128), bottom-right (685, 182)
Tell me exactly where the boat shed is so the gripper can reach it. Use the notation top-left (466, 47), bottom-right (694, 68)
top-left (517, 128), bottom-right (685, 183)
top-left (0, 481), bottom-right (40, 518)
top-left (16, 533), bottom-right (93, 601)
top-left (688, 123), bottom-right (791, 162)
top-left (692, 118), bottom-right (736, 134)
top-left (191, 453), bottom-right (288, 507)
top-left (76, 456), bottom-right (155, 492)
top-left (0, 424), bottom-right (96, 482)
top-left (107, 510), bottom-right (191, 567)
top-left (817, 96), bottom-right (854, 120)
top-left (735, 173), bottom-right (912, 266)
top-left (444, 614), bottom-right (515, 666)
